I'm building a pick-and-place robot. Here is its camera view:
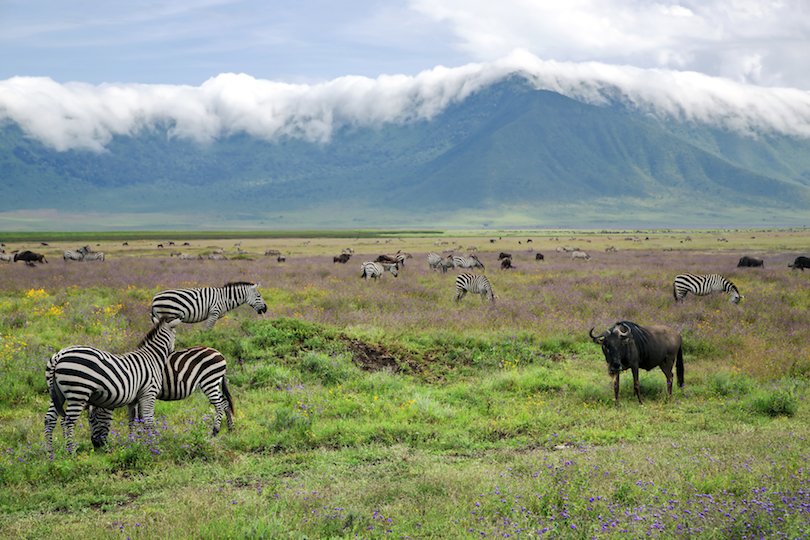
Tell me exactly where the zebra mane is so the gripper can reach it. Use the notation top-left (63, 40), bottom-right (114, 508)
top-left (223, 281), bottom-right (255, 288)
top-left (138, 321), bottom-right (167, 348)
top-left (614, 321), bottom-right (650, 357)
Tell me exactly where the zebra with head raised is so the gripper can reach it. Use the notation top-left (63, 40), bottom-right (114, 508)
top-left (673, 273), bottom-right (742, 304)
top-left (150, 282), bottom-right (267, 329)
top-left (454, 273), bottom-right (495, 303)
top-left (87, 346), bottom-right (235, 448)
top-left (360, 261), bottom-right (398, 280)
top-left (452, 254), bottom-right (485, 271)
top-left (44, 317), bottom-right (181, 455)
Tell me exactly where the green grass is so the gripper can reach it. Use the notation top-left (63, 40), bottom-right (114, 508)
top-left (1, 231), bottom-right (809, 538)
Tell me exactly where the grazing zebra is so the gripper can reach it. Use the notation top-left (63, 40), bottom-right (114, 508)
top-left (360, 261), bottom-right (398, 280)
top-left (63, 250), bottom-right (85, 261)
top-left (454, 273), bottom-right (495, 303)
top-left (88, 346), bottom-right (235, 447)
top-left (44, 317), bottom-right (181, 455)
top-left (673, 273), bottom-right (742, 304)
top-left (150, 282), bottom-right (267, 329)
top-left (452, 254), bottom-right (485, 270)
top-left (81, 251), bottom-right (105, 261)
top-left (427, 252), bottom-right (444, 271)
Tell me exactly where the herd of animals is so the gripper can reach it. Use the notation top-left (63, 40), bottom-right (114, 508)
top-left (2, 238), bottom-right (807, 456)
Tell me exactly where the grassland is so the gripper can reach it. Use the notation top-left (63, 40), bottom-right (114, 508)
top-left (1, 229), bottom-right (809, 538)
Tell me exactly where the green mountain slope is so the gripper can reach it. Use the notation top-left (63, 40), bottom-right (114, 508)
top-left (1, 77), bottom-right (809, 228)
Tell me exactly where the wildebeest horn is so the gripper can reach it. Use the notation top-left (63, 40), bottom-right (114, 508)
top-left (589, 327), bottom-right (606, 343)
top-left (616, 324), bottom-right (630, 337)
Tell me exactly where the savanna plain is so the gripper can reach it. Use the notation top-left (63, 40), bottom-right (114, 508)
top-left (1, 229), bottom-right (809, 539)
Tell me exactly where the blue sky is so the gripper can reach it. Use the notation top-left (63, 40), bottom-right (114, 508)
top-left (2, 1), bottom-right (810, 151)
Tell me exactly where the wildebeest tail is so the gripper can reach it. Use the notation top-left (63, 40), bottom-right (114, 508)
top-left (222, 378), bottom-right (235, 416)
top-left (676, 346), bottom-right (685, 388)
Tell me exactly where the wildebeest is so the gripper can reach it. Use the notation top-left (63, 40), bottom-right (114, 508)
top-left (789, 256), bottom-right (810, 271)
top-left (277, 256), bottom-right (286, 263)
top-left (589, 321), bottom-right (684, 404)
top-left (535, 253), bottom-right (544, 261)
top-left (737, 256), bottom-right (764, 268)
top-left (498, 252), bottom-right (512, 260)
top-left (500, 257), bottom-right (514, 270)
top-left (333, 253), bottom-right (351, 264)
top-left (13, 250), bottom-right (48, 265)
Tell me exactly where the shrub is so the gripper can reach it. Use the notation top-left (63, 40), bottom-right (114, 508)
top-left (709, 371), bottom-right (754, 397)
top-left (749, 389), bottom-right (799, 417)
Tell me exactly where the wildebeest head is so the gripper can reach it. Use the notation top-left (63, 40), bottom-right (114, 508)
top-left (590, 323), bottom-right (633, 375)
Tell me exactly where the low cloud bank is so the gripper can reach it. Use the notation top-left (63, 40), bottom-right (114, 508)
top-left (2, 50), bottom-right (810, 152)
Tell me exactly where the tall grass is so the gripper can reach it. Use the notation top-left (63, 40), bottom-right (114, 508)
top-left (0, 233), bottom-right (808, 538)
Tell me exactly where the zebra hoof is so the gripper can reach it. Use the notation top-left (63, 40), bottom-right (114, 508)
top-left (91, 437), bottom-right (107, 449)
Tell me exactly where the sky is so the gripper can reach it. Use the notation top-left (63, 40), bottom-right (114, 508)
top-left (2, 0), bottom-right (810, 150)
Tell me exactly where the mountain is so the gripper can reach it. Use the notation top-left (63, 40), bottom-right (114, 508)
top-left (2, 77), bottom-right (810, 229)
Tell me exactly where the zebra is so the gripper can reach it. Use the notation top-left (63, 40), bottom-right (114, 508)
top-left (150, 282), bottom-right (267, 329)
top-left (63, 249), bottom-right (85, 261)
top-left (81, 251), bottom-right (105, 261)
top-left (427, 252), bottom-right (444, 271)
top-left (673, 273), bottom-right (742, 304)
top-left (87, 346), bottom-right (235, 447)
top-left (44, 317), bottom-right (181, 455)
top-left (454, 273), bottom-right (496, 303)
top-left (452, 254), bottom-right (485, 271)
top-left (360, 261), bottom-right (398, 280)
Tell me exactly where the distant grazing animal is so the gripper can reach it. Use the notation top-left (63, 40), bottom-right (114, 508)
top-left (334, 253), bottom-right (352, 264)
top-left (63, 249), bottom-right (85, 261)
top-left (535, 253), bottom-right (544, 261)
top-left (157, 244), bottom-right (164, 248)
top-left (673, 273), bottom-right (742, 304)
top-left (277, 256), bottom-right (286, 263)
top-left (150, 282), bottom-right (267, 329)
top-left (264, 249), bottom-right (281, 256)
top-left (427, 252), bottom-right (444, 271)
top-left (0, 253), bottom-right (12, 263)
top-left (590, 321), bottom-right (684, 404)
top-left (571, 250), bottom-right (590, 260)
top-left (360, 261), bottom-right (398, 280)
top-left (87, 346), bottom-right (234, 447)
top-left (44, 317), bottom-right (181, 455)
top-left (452, 254), bottom-right (485, 270)
top-left (498, 252), bottom-right (512, 260)
top-left (81, 252), bottom-right (105, 262)
top-left (737, 256), bottom-right (764, 268)
top-left (13, 250), bottom-right (47, 265)
top-left (789, 256), bottom-right (810, 271)
top-left (454, 273), bottom-right (495, 303)
top-left (122, 242), bottom-right (129, 246)
top-left (207, 253), bottom-right (227, 260)
top-left (179, 253), bottom-right (202, 260)
top-left (500, 257), bottom-right (514, 270)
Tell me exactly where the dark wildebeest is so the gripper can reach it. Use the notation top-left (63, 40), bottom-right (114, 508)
top-left (737, 256), bottom-right (764, 268)
top-left (13, 250), bottom-right (48, 266)
top-left (375, 254), bottom-right (398, 264)
top-left (500, 257), bottom-right (514, 270)
top-left (789, 256), bottom-right (810, 271)
top-left (498, 252), bottom-right (512, 260)
top-left (333, 253), bottom-right (351, 264)
top-left (589, 321), bottom-right (684, 404)
top-left (535, 253), bottom-right (544, 261)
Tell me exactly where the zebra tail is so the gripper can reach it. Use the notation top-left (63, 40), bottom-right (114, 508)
top-left (50, 382), bottom-right (67, 418)
top-left (676, 347), bottom-right (685, 388)
top-left (222, 378), bottom-right (235, 416)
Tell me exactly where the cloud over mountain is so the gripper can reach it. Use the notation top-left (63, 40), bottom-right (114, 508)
top-left (2, 50), bottom-right (810, 152)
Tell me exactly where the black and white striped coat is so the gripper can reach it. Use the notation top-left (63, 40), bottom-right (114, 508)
top-left (150, 282), bottom-right (267, 329)
top-left (454, 273), bottom-right (496, 303)
top-left (452, 254), bottom-right (485, 271)
top-left (673, 273), bottom-right (742, 304)
top-left (44, 318), bottom-right (181, 455)
top-left (360, 261), bottom-right (398, 280)
top-left (88, 346), bottom-right (235, 447)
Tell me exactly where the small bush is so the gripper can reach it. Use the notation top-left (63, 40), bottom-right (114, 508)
top-left (709, 371), bottom-right (754, 397)
top-left (749, 389), bottom-right (798, 417)
top-left (299, 351), bottom-right (357, 385)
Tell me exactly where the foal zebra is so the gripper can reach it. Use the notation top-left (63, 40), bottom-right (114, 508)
top-left (44, 317), bottom-right (181, 455)
top-left (151, 282), bottom-right (267, 329)
top-left (88, 346), bottom-right (235, 447)
top-left (452, 254), bottom-right (485, 270)
top-left (360, 261), bottom-right (399, 280)
top-left (454, 273), bottom-right (496, 303)
top-left (673, 273), bottom-right (742, 304)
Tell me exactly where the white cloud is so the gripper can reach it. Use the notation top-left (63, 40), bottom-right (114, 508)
top-left (2, 50), bottom-right (810, 151)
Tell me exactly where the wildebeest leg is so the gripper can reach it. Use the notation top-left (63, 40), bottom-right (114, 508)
top-left (662, 363), bottom-right (674, 398)
top-left (613, 373), bottom-right (620, 403)
top-left (632, 368), bottom-right (643, 404)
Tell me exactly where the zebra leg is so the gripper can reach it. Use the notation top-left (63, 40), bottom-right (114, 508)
top-left (44, 403), bottom-right (59, 457)
top-left (204, 305), bottom-right (223, 329)
top-left (88, 406), bottom-right (113, 449)
top-left (62, 401), bottom-right (86, 454)
top-left (455, 289), bottom-right (466, 302)
top-left (200, 382), bottom-right (226, 435)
